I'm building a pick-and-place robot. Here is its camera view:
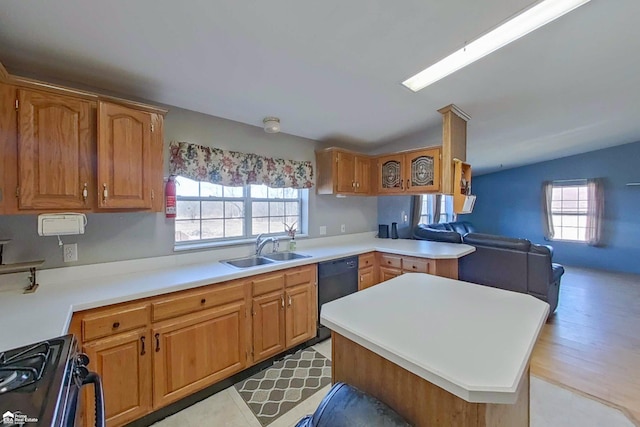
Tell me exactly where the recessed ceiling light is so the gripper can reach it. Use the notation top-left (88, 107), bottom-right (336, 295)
top-left (402, 0), bottom-right (591, 92)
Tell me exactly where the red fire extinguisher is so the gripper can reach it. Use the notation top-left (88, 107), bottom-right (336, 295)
top-left (165, 176), bottom-right (177, 218)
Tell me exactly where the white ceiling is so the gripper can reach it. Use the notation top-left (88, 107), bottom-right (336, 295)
top-left (1, 0), bottom-right (639, 174)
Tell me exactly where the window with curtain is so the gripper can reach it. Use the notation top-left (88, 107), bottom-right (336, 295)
top-left (417, 194), bottom-right (455, 225)
top-left (542, 179), bottom-right (603, 245)
top-left (175, 176), bottom-right (304, 243)
top-left (169, 141), bottom-right (313, 245)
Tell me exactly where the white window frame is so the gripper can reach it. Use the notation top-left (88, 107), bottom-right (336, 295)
top-left (418, 195), bottom-right (455, 225)
top-left (174, 176), bottom-right (305, 247)
top-left (549, 180), bottom-right (589, 243)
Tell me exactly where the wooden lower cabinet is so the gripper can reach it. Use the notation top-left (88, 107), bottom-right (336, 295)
top-left (152, 300), bottom-right (248, 409)
top-left (379, 266), bottom-right (402, 282)
top-left (82, 328), bottom-right (152, 427)
top-left (359, 266), bottom-right (376, 290)
top-left (285, 283), bottom-right (315, 348)
top-left (252, 290), bottom-right (286, 363)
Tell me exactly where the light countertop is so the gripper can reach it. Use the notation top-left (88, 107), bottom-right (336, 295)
top-left (0, 233), bottom-right (474, 351)
top-left (320, 273), bottom-right (549, 404)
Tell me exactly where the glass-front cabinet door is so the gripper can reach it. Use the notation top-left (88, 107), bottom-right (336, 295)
top-left (405, 148), bottom-right (440, 193)
top-left (377, 154), bottom-right (404, 194)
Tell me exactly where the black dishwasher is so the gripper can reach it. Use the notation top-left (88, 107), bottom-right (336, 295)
top-left (316, 256), bottom-right (359, 342)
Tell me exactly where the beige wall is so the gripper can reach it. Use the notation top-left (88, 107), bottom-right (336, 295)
top-left (0, 107), bottom-right (377, 269)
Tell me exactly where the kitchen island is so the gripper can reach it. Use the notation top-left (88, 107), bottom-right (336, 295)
top-left (321, 273), bottom-right (549, 427)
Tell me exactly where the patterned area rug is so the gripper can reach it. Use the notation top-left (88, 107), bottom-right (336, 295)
top-left (235, 349), bottom-right (331, 426)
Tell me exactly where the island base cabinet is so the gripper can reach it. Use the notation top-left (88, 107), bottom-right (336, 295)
top-left (285, 283), bottom-right (315, 348)
top-left (82, 329), bottom-right (152, 427)
top-left (152, 301), bottom-right (248, 409)
top-left (331, 332), bottom-right (528, 427)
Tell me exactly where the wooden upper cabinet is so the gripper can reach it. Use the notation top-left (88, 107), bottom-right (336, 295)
top-left (377, 154), bottom-right (404, 194)
top-left (97, 102), bottom-right (153, 209)
top-left (315, 148), bottom-right (371, 195)
top-left (405, 148), bottom-right (440, 193)
top-left (376, 148), bottom-right (440, 194)
top-left (17, 89), bottom-right (94, 209)
top-left (0, 83), bottom-right (17, 214)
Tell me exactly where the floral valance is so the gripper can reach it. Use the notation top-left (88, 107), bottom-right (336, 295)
top-left (169, 141), bottom-right (314, 189)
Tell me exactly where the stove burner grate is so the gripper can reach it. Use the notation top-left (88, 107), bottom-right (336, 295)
top-left (0, 341), bottom-right (50, 394)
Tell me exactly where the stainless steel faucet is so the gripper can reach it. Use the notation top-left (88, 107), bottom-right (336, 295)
top-left (255, 234), bottom-right (278, 256)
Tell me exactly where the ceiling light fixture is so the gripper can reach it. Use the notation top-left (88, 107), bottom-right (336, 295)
top-left (402, 0), bottom-right (591, 92)
top-left (263, 117), bottom-right (281, 133)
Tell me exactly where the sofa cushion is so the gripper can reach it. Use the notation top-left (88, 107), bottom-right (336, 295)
top-left (412, 225), bottom-right (463, 243)
top-left (463, 233), bottom-right (531, 252)
top-left (449, 221), bottom-right (475, 235)
top-left (552, 263), bottom-right (565, 283)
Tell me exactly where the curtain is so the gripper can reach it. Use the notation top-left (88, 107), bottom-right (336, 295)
top-left (411, 195), bottom-right (423, 229)
top-left (433, 194), bottom-right (443, 224)
top-left (542, 181), bottom-right (555, 240)
top-left (168, 141), bottom-right (314, 189)
top-left (586, 178), bottom-right (604, 246)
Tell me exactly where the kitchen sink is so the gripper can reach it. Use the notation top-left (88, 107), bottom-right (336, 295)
top-left (223, 256), bottom-right (275, 269)
top-left (263, 252), bottom-right (311, 261)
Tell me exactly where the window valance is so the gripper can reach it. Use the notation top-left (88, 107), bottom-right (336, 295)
top-left (169, 141), bottom-right (314, 189)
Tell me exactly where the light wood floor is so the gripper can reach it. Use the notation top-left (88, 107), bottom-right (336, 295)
top-left (531, 267), bottom-right (640, 425)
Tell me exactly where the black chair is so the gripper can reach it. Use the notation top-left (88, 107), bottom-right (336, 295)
top-left (295, 382), bottom-right (411, 427)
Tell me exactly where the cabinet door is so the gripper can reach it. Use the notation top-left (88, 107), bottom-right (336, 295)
top-left (97, 102), bottom-right (153, 209)
top-left (377, 154), bottom-right (404, 194)
top-left (358, 266), bottom-right (376, 290)
top-left (405, 148), bottom-right (440, 193)
top-left (252, 291), bottom-right (286, 362)
top-left (83, 329), bottom-right (152, 427)
top-left (285, 283), bottom-right (314, 348)
top-left (17, 89), bottom-right (93, 209)
top-left (379, 266), bottom-right (402, 282)
top-left (354, 155), bottom-right (370, 194)
top-left (0, 83), bottom-right (17, 214)
top-left (152, 300), bottom-right (248, 408)
top-left (335, 151), bottom-right (356, 193)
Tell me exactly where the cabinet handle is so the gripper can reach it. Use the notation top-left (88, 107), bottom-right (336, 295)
top-left (352, 181), bottom-right (356, 188)
top-left (155, 333), bottom-right (160, 352)
top-left (281, 296), bottom-right (285, 308)
top-left (387, 261), bottom-right (391, 265)
top-left (201, 298), bottom-right (206, 305)
top-left (360, 275), bottom-right (364, 282)
top-left (401, 179), bottom-right (403, 190)
top-left (140, 336), bottom-right (146, 355)
top-left (407, 179), bottom-right (410, 189)
top-left (102, 184), bottom-right (108, 204)
top-left (288, 295), bottom-right (292, 307)
top-left (356, 182), bottom-right (360, 188)
top-left (82, 183), bottom-right (88, 203)
top-left (112, 321), bottom-right (120, 329)
top-left (412, 265), bottom-right (417, 269)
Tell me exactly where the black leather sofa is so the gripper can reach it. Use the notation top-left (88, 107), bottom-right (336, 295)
top-left (413, 222), bottom-right (564, 313)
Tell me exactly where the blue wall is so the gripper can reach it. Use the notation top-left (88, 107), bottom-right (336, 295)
top-left (466, 141), bottom-right (640, 274)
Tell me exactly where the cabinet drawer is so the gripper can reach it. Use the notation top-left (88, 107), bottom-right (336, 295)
top-left (284, 265), bottom-right (315, 287)
top-left (378, 253), bottom-right (402, 269)
top-left (401, 256), bottom-right (430, 273)
top-left (82, 302), bottom-right (149, 342)
top-left (359, 252), bottom-right (375, 268)
top-left (252, 272), bottom-right (285, 296)
top-left (152, 280), bottom-right (246, 322)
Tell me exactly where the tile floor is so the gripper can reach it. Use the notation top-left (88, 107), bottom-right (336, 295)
top-left (153, 338), bottom-right (632, 427)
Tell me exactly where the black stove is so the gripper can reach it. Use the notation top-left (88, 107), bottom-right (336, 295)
top-left (0, 335), bottom-right (103, 427)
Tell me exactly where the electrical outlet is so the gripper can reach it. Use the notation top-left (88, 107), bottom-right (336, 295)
top-left (63, 243), bottom-right (78, 263)
top-left (319, 226), bottom-right (327, 235)
top-left (340, 224), bottom-right (346, 233)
